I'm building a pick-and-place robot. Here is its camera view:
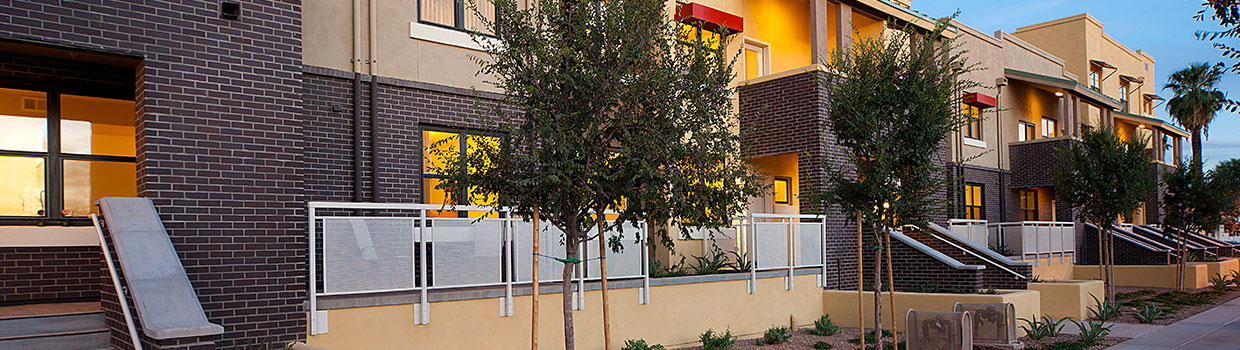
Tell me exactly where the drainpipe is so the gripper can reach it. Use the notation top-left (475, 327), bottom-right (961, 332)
top-left (995, 82), bottom-right (1006, 222)
top-left (353, 0), bottom-right (364, 203)
top-left (369, 0), bottom-right (381, 203)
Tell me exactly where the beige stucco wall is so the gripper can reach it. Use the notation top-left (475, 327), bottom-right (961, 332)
top-left (822, 289), bottom-right (1040, 337)
top-left (1027, 280), bottom-right (1104, 320)
top-left (1073, 264), bottom-right (1211, 289)
top-left (307, 274), bottom-right (823, 350)
top-left (1197, 258), bottom-right (1240, 281)
top-left (0, 226), bottom-right (99, 247)
top-left (1023, 255), bottom-right (1073, 281)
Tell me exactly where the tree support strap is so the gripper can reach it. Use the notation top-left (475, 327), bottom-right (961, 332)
top-left (532, 253), bottom-right (604, 264)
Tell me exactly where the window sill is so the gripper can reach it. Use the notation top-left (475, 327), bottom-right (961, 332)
top-left (963, 137), bottom-right (987, 149)
top-left (0, 226), bottom-right (98, 247)
top-left (410, 21), bottom-right (498, 51)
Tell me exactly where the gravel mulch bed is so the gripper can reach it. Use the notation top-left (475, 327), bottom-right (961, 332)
top-left (1108, 286), bottom-right (1240, 325)
top-left (1006, 334), bottom-right (1128, 350)
top-left (673, 327), bottom-right (901, 350)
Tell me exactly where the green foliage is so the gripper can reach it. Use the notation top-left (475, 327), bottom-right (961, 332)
top-left (813, 341), bottom-right (834, 349)
top-left (1163, 62), bottom-right (1232, 165)
top-left (982, 287), bottom-right (999, 295)
top-left (914, 282), bottom-right (940, 293)
top-left (649, 257), bottom-right (688, 278)
top-left (756, 326), bottom-right (790, 346)
top-left (700, 329), bottom-right (736, 350)
top-left (1134, 303), bottom-right (1166, 324)
top-left (989, 242), bottom-right (1014, 257)
top-left (621, 339), bottom-right (665, 350)
top-left (1019, 316), bottom-right (1070, 340)
top-left (690, 248), bottom-right (731, 275)
top-left (1071, 320), bottom-right (1113, 344)
top-left (728, 251), bottom-right (753, 272)
top-left (1029, 340), bottom-right (1093, 350)
top-left (1150, 288), bottom-right (1230, 307)
top-left (1165, 159), bottom-right (1232, 259)
top-left (1214, 159), bottom-right (1240, 233)
top-left (848, 330), bottom-right (893, 344)
top-left (1210, 273), bottom-right (1231, 289)
top-left (1054, 127), bottom-right (1154, 236)
top-left (1231, 270), bottom-right (1240, 286)
top-left (1088, 294), bottom-right (1122, 321)
top-left (809, 314), bottom-right (840, 336)
top-left (1031, 275), bottom-right (1044, 283)
top-left (1116, 289), bottom-right (1156, 300)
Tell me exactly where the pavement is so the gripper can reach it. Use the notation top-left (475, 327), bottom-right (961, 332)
top-left (1102, 297), bottom-right (1240, 349)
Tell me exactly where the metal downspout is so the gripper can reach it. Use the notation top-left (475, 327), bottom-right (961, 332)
top-left (353, 0), bottom-right (364, 203)
top-left (369, 0), bottom-right (380, 203)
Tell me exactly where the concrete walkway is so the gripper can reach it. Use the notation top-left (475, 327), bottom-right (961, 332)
top-left (1106, 297), bottom-right (1240, 349)
top-left (1061, 320), bottom-right (1162, 339)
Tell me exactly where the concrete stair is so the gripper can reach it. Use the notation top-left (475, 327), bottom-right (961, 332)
top-left (0, 302), bottom-right (111, 350)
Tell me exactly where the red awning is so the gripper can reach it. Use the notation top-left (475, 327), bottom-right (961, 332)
top-left (963, 92), bottom-right (996, 109)
top-left (675, 3), bottom-right (743, 34)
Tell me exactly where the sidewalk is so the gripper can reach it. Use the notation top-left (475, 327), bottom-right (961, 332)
top-left (1105, 297), bottom-right (1240, 349)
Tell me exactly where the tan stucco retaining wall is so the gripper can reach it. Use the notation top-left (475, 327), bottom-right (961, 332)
top-left (1027, 280), bottom-right (1104, 320)
top-left (1073, 264), bottom-right (1210, 289)
top-left (1196, 258), bottom-right (1239, 280)
top-left (307, 274), bottom-right (823, 350)
top-left (821, 289), bottom-right (1041, 337)
top-left (1024, 257), bottom-right (1074, 281)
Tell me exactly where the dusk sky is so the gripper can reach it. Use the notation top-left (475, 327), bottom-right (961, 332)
top-left (916, 0), bottom-right (1240, 170)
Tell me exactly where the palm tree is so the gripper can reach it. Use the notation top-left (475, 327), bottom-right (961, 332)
top-left (1164, 62), bottom-right (1228, 170)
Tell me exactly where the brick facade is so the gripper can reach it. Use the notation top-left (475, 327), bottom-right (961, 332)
top-left (1079, 225), bottom-right (1172, 265)
top-left (1, 1), bottom-right (307, 348)
top-left (951, 165), bottom-right (1011, 222)
top-left (902, 228), bottom-right (1031, 289)
top-left (0, 247), bottom-right (100, 305)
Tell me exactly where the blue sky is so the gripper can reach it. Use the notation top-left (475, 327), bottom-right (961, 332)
top-left (914, 0), bottom-right (1240, 170)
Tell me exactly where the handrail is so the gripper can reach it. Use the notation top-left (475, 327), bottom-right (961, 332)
top-left (925, 223), bottom-right (1027, 279)
top-left (91, 214), bottom-right (144, 350)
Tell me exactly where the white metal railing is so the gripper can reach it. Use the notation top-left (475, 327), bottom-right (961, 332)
top-left (947, 219), bottom-right (989, 247)
top-left (308, 202), bottom-right (648, 334)
top-left (748, 213), bottom-right (827, 292)
top-left (986, 221), bottom-right (1075, 265)
top-left (90, 214), bottom-right (144, 350)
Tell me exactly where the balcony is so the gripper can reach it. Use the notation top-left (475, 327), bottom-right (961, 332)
top-left (1008, 137), bottom-right (1075, 189)
top-left (948, 219), bottom-right (1076, 265)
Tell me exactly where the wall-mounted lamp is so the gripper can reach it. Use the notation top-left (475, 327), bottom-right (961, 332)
top-left (1137, 125), bottom-right (1147, 129)
top-left (1054, 91), bottom-right (1064, 97)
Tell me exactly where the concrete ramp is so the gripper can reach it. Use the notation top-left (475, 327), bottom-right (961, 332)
top-left (97, 197), bottom-right (224, 340)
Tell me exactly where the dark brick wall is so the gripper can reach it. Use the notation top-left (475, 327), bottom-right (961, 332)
top-left (1, 1), bottom-right (306, 347)
top-left (1080, 225), bottom-right (1172, 265)
top-left (1145, 162), bottom-right (1175, 225)
top-left (902, 228), bottom-right (1030, 289)
top-left (859, 233), bottom-right (985, 293)
top-left (950, 165), bottom-right (1010, 222)
top-left (0, 247), bottom-right (100, 305)
top-left (1009, 139), bottom-right (1072, 189)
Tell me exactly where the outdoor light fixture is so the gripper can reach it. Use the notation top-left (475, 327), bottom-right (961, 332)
top-left (1055, 91), bottom-right (1064, 97)
top-left (219, 1), bottom-right (241, 20)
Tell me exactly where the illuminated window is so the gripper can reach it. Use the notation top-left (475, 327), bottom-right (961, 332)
top-left (743, 40), bottom-right (769, 80)
top-left (679, 23), bottom-right (723, 51)
top-left (964, 183), bottom-right (984, 220)
top-left (1041, 117), bottom-right (1057, 138)
top-left (1019, 189), bottom-right (1038, 221)
top-left (773, 177), bottom-right (790, 205)
top-left (1089, 69), bottom-right (1100, 90)
top-left (1119, 83), bottom-right (1128, 111)
top-left (422, 129), bottom-right (500, 217)
top-left (419, 0), bottom-right (496, 34)
top-left (1018, 121), bottom-right (1036, 142)
top-left (0, 88), bottom-right (136, 222)
top-left (962, 103), bottom-right (982, 140)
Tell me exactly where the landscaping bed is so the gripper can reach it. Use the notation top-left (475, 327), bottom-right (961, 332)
top-left (672, 327), bottom-right (903, 350)
top-left (1109, 285), bottom-right (1240, 325)
top-left (1007, 334), bottom-right (1128, 350)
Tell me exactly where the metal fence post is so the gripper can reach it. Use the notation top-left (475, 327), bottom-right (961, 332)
top-left (786, 218), bottom-right (794, 291)
top-left (417, 209), bottom-right (430, 325)
top-left (820, 216), bottom-right (827, 288)
top-left (749, 215), bottom-right (757, 294)
top-left (309, 205), bottom-right (318, 334)
top-left (641, 221), bottom-right (650, 305)
top-left (503, 212), bottom-right (514, 317)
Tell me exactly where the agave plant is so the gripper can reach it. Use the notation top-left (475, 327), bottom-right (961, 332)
top-left (1134, 303), bottom-right (1166, 324)
top-left (1210, 273), bottom-right (1230, 289)
top-left (1088, 294), bottom-right (1122, 321)
top-left (1019, 316), bottom-right (1070, 340)
top-left (1072, 320), bottom-right (1113, 344)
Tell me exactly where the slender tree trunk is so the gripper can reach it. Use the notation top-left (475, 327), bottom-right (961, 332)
top-left (1177, 227), bottom-right (1186, 291)
top-left (1107, 230), bottom-right (1116, 303)
top-left (562, 233), bottom-right (579, 350)
top-left (872, 231), bottom-right (883, 344)
top-left (532, 206), bottom-right (540, 350)
top-left (1097, 227), bottom-right (1105, 282)
top-left (1192, 128), bottom-right (1203, 170)
top-left (595, 213), bottom-right (611, 350)
top-left (856, 212), bottom-right (866, 349)
top-left (884, 231), bottom-right (897, 347)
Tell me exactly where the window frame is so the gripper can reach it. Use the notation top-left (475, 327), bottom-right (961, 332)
top-left (0, 86), bottom-right (137, 226)
top-left (1119, 82), bottom-right (1128, 111)
top-left (742, 38), bottom-right (771, 81)
top-left (1018, 121), bottom-right (1036, 142)
top-left (1041, 117), bottom-right (1057, 138)
top-left (417, 0), bottom-right (499, 36)
top-left (1088, 68), bottom-right (1100, 90)
top-left (963, 104), bottom-right (983, 140)
top-left (964, 183), bottom-right (985, 220)
top-left (1019, 189), bottom-right (1039, 221)
top-left (772, 176), bottom-right (791, 205)
top-left (420, 126), bottom-right (503, 215)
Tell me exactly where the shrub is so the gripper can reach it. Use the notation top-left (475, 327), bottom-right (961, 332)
top-left (808, 314), bottom-right (839, 336)
top-left (914, 282), bottom-right (940, 293)
top-left (848, 330), bottom-right (893, 344)
top-left (1030, 340), bottom-right (1092, 350)
top-left (1019, 316), bottom-right (1070, 340)
top-left (1088, 294), bottom-right (1121, 321)
top-left (989, 242), bottom-right (1014, 256)
top-left (755, 326), bottom-right (790, 346)
top-left (621, 339), bottom-right (666, 350)
top-left (690, 248), bottom-right (730, 275)
top-left (1071, 320), bottom-right (1112, 344)
top-left (727, 251), bottom-right (753, 272)
top-left (1231, 270), bottom-right (1240, 286)
top-left (1115, 289), bottom-right (1156, 300)
top-left (1210, 273), bottom-right (1230, 289)
top-left (649, 257), bottom-right (688, 278)
top-left (700, 329), bottom-right (736, 350)
top-left (813, 341), bottom-right (834, 349)
top-left (1133, 303), bottom-right (1165, 324)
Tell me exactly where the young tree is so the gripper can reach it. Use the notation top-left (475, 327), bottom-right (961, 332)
top-left (809, 18), bottom-right (978, 345)
top-left (1163, 160), bottom-right (1228, 290)
top-left (1213, 159), bottom-right (1240, 234)
top-left (1164, 62), bottom-right (1230, 170)
top-left (1053, 127), bottom-right (1154, 302)
top-left (430, 0), bottom-right (763, 349)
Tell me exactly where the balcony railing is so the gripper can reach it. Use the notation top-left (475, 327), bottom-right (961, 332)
top-left (947, 220), bottom-right (1075, 265)
top-left (308, 202), bottom-right (825, 333)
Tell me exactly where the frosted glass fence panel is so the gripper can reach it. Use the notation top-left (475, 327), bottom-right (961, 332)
top-left (755, 223), bottom-right (788, 270)
top-left (585, 222), bottom-right (644, 279)
top-left (515, 221), bottom-right (569, 283)
top-left (794, 223), bottom-right (822, 267)
top-left (430, 218), bottom-right (506, 288)
top-left (322, 218), bottom-right (416, 294)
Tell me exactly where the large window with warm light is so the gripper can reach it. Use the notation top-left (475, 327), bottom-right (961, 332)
top-left (1019, 189), bottom-right (1038, 221)
top-left (1041, 117), bottom-right (1057, 138)
top-left (773, 177), bottom-right (790, 205)
top-left (419, 0), bottom-right (496, 34)
top-left (422, 128), bottom-right (500, 217)
top-left (743, 40), bottom-right (769, 80)
top-left (962, 103), bottom-right (982, 140)
top-left (1018, 121), bottom-right (1036, 142)
top-left (0, 87), bottom-right (136, 223)
top-left (964, 183), bottom-right (984, 220)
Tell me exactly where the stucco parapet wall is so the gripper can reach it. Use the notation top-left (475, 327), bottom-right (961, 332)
top-left (734, 64), bottom-right (833, 88)
top-left (857, 0), bottom-right (955, 38)
top-left (302, 65), bottom-right (508, 101)
top-left (1005, 68), bottom-right (1121, 109)
top-left (318, 268), bottom-right (823, 310)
